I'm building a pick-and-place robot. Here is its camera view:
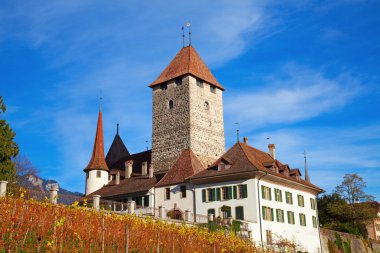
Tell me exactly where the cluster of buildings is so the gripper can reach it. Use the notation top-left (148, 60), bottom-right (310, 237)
top-left (83, 43), bottom-right (324, 252)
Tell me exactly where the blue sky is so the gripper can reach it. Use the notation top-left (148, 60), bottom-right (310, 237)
top-left (0, 0), bottom-right (379, 199)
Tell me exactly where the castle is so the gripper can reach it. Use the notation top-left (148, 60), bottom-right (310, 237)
top-left (83, 43), bottom-right (324, 252)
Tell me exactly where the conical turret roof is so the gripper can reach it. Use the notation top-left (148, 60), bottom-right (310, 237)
top-left (84, 110), bottom-right (109, 172)
top-left (149, 45), bottom-right (224, 90)
top-left (105, 130), bottom-right (130, 168)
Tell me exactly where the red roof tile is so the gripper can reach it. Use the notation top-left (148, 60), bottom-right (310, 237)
top-left (84, 110), bottom-right (109, 172)
top-left (155, 149), bottom-right (204, 187)
top-left (190, 142), bottom-right (323, 192)
top-left (149, 45), bottom-right (224, 90)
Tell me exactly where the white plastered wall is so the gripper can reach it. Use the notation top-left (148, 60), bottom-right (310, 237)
top-left (85, 169), bottom-right (109, 196)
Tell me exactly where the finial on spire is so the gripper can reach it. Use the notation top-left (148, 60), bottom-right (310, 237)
top-left (304, 151), bottom-right (310, 182)
top-left (99, 90), bottom-right (103, 111)
top-left (186, 22), bottom-right (191, 45)
top-left (235, 122), bottom-right (239, 143)
top-left (116, 123), bottom-right (119, 135)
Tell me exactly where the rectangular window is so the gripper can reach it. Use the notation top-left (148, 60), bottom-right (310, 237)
top-left (165, 187), bottom-right (170, 200)
top-left (276, 209), bottom-right (284, 223)
top-left (298, 195), bottom-right (305, 207)
top-left (210, 85), bottom-right (216, 93)
top-left (286, 192), bottom-right (293, 204)
top-left (175, 77), bottom-right (182, 86)
top-left (207, 208), bottom-right (215, 215)
top-left (143, 195), bottom-right (150, 207)
top-left (86, 172), bottom-right (89, 179)
top-left (266, 230), bottom-right (272, 244)
top-left (312, 216), bottom-right (317, 228)
top-left (235, 206), bottom-right (244, 220)
top-left (299, 213), bottom-right (306, 226)
top-left (221, 187), bottom-right (232, 200)
top-left (196, 79), bottom-right (204, 87)
top-left (96, 170), bottom-right (101, 178)
top-left (261, 186), bottom-right (272, 200)
top-left (274, 189), bottom-right (282, 202)
top-left (376, 224), bottom-right (380, 231)
top-left (262, 206), bottom-right (274, 221)
top-left (236, 184), bottom-right (248, 199)
top-left (161, 83), bottom-right (167, 90)
top-left (180, 185), bottom-right (186, 198)
top-left (310, 198), bottom-right (316, 210)
top-left (287, 211), bottom-right (295, 224)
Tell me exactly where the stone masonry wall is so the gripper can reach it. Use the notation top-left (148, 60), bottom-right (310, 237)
top-left (188, 75), bottom-right (225, 167)
top-left (151, 75), bottom-right (226, 171)
top-left (152, 76), bottom-right (191, 172)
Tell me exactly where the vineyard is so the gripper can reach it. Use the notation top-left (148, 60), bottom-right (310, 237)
top-left (0, 194), bottom-right (268, 253)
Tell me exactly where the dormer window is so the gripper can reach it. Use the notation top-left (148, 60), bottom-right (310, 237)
top-left (196, 79), bottom-right (204, 88)
top-left (175, 77), bottom-right (182, 86)
top-left (210, 85), bottom-right (216, 93)
top-left (161, 84), bottom-right (167, 90)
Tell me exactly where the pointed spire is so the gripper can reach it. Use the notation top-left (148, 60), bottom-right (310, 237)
top-left (105, 123), bottom-right (130, 168)
top-left (116, 123), bottom-right (119, 135)
top-left (85, 109), bottom-right (109, 171)
top-left (304, 151), bottom-right (310, 182)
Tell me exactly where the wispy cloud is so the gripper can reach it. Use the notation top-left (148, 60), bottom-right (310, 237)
top-left (246, 124), bottom-right (380, 200)
top-left (225, 64), bottom-right (361, 129)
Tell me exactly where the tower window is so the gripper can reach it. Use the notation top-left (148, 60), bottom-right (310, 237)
top-left (169, 100), bottom-right (174, 109)
top-left (210, 85), bottom-right (216, 93)
top-left (204, 101), bottom-right (209, 110)
top-left (161, 84), bottom-right (167, 90)
top-left (96, 170), bottom-right (101, 178)
top-left (196, 79), bottom-right (204, 88)
top-left (175, 77), bottom-right (182, 86)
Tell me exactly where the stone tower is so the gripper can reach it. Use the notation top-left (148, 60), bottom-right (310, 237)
top-left (84, 107), bottom-right (109, 196)
top-left (149, 45), bottom-right (226, 172)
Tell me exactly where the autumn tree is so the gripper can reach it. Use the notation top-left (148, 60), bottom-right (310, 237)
top-left (0, 96), bottom-right (19, 182)
top-left (318, 173), bottom-right (377, 237)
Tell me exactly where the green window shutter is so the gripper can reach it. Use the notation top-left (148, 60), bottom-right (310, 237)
top-left (287, 211), bottom-right (290, 223)
top-left (280, 190), bottom-right (282, 202)
top-left (269, 188), bottom-right (272, 200)
top-left (261, 186), bottom-right (265, 199)
top-left (290, 193), bottom-right (293, 204)
top-left (243, 184), bottom-right (248, 198)
top-left (233, 186), bottom-right (237, 199)
top-left (276, 209), bottom-right (279, 222)
top-left (216, 188), bottom-right (221, 201)
top-left (228, 186), bottom-right (233, 199)
top-left (271, 208), bottom-right (274, 221)
top-left (211, 188), bottom-right (216, 202)
top-left (202, 189), bottom-right (206, 202)
top-left (299, 214), bottom-right (302, 225)
top-left (262, 206), bottom-right (266, 220)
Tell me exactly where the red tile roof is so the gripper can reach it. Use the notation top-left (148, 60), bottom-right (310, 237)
top-left (155, 149), bottom-right (204, 187)
top-left (149, 45), bottom-right (224, 90)
top-left (84, 110), bottom-right (109, 172)
top-left (190, 142), bottom-right (323, 192)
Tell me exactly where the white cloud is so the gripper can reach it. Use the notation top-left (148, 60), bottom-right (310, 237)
top-left (225, 64), bottom-right (361, 128)
top-left (242, 124), bottom-right (380, 200)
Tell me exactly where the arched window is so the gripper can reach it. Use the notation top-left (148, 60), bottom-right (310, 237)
top-left (236, 206), bottom-right (244, 220)
top-left (204, 101), bottom-right (209, 110)
top-left (169, 100), bottom-right (174, 109)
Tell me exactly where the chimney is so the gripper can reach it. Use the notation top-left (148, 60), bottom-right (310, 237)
top-left (115, 171), bottom-right (120, 185)
top-left (142, 161), bottom-right (148, 176)
top-left (148, 164), bottom-right (154, 178)
top-left (243, 137), bottom-right (249, 144)
top-left (268, 144), bottom-right (276, 160)
top-left (125, 160), bottom-right (133, 179)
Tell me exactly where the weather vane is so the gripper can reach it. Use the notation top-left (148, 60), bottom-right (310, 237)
top-left (99, 90), bottom-right (103, 111)
top-left (181, 26), bottom-right (185, 48)
top-left (186, 22), bottom-right (191, 45)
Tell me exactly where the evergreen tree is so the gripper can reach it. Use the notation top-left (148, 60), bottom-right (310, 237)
top-left (0, 96), bottom-right (19, 181)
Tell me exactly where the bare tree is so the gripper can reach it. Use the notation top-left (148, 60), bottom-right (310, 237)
top-left (13, 155), bottom-right (38, 182)
top-left (334, 173), bottom-right (374, 204)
